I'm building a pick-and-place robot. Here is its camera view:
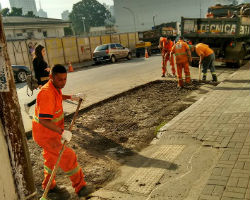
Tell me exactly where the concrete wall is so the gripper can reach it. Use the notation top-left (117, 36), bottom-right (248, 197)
top-left (114, 0), bottom-right (236, 33)
top-left (5, 27), bottom-right (66, 40)
top-left (0, 121), bottom-right (18, 200)
top-left (6, 32), bottom-right (139, 68)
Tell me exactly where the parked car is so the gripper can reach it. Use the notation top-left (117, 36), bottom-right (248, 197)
top-left (93, 43), bottom-right (132, 64)
top-left (11, 65), bottom-right (31, 83)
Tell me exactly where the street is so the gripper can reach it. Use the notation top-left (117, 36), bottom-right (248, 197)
top-left (17, 55), bottom-right (236, 132)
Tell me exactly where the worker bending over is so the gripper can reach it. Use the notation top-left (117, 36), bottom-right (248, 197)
top-left (32, 64), bottom-right (92, 198)
top-left (171, 36), bottom-right (192, 88)
top-left (159, 37), bottom-right (176, 77)
top-left (191, 43), bottom-right (217, 82)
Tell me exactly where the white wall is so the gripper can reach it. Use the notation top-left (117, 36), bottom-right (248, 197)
top-left (4, 27), bottom-right (65, 40)
top-left (0, 121), bottom-right (18, 200)
top-left (114, 0), bottom-right (236, 33)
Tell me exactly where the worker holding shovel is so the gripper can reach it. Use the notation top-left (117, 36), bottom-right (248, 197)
top-left (32, 64), bottom-right (92, 199)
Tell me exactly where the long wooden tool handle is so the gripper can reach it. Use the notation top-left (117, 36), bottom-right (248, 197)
top-left (41, 98), bottom-right (83, 199)
top-left (198, 63), bottom-right (201, 81)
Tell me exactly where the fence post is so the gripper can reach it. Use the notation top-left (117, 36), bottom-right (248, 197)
top-left (75, 37), bottom-right (80, 63)
top-left (61, 38), bottom-right (67, 65)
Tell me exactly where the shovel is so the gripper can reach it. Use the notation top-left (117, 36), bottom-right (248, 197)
top-left (40, 98), bottom-right (83, 200)
top-left (198, 62), bottom-right (202, 81)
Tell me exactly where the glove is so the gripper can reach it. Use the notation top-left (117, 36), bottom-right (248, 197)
top-left (61, 130), bottom-right (72, 142)
top-left (71, 93), bottom-right (83, 101)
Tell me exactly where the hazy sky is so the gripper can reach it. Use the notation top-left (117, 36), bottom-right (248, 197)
top-left (0, 0), bottom-right (113, 19)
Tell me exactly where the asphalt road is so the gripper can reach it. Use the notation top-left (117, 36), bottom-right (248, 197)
top-left (16, 55), bottom-right (236, 132)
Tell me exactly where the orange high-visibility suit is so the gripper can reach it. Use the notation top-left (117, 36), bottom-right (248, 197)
top-left (32, 80), bottom-right (86, 193)
top-left (171, 40), bottom-right (191, 87)
top-left (159, 37), bottom-right (175, 76)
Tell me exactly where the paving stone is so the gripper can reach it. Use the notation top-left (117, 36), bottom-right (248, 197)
top-left (225, 186), bottom-right (246, 194)
top-left (227, 177), bottom-right (239, 187)
top-left (212, 168), bottom-right (223, 176)
top-left (207, 179), bottom-right (228, 186)
top-left (202, 185), bottom-right (216, 195)
top-left (223, 191), bottom-right (245, 199)
top-left (232, 169), bottom-right (250, 174)
top-left (199, 194), bottom-right (221, 200)
top-left (238, 178), bottom-right (249, 188)
top-left (243, 162), bottom-right (250, 170)
top-left (213, 185), bottom-right (225, 195)
top-left (222, 168), bottom-right (233, 177)
top-left (231, 173), bottom-right (249, 178)
top-left (234, 162), bottom-right (245, 170)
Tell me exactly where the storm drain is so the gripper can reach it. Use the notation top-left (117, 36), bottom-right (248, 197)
top-left (119, 145), bottom-right (185, 195)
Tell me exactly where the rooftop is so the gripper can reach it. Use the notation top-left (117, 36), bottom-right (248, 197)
top-left (3, 16), bottom-right (71, 26)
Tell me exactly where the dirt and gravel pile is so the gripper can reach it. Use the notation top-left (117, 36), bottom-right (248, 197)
top-left (27, 80), bottom-right (202, 199)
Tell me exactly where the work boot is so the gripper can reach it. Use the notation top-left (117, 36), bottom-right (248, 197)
top-left (47, 185), bottom-right (70, 200)
top-left (78, 185), bottom-right (95, 198)
top-left (212, 74), bottom-right (218, 82)
top-left (161, 74), bottom-right (165, 77)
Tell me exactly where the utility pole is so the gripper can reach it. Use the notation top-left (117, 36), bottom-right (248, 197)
top-left (82, 17), bottom-right (86, 34)
top-left (0, 15), bottom-right (36, 200)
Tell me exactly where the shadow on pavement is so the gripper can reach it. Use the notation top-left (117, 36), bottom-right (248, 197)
top-left (215, 87), bottom-right (250, 91)
top-left (76, 126), bottom-right (178, 171)
top-left (223, 79), bottom-right (250, 84)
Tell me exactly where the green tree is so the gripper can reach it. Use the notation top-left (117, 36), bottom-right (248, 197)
top-left (1, 8), bottom-right (10, 16)
top-left (9, 7), bottom-right (23, 16)
top-left (24, 11), bottom-right (36, 17)
top-left (69, 0), bottom-right (111, 34)
top-left (64, 27), bottom-right (74, 36)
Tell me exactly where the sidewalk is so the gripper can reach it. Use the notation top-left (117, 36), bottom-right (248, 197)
top-left (90, 63), bottom-right (250, 200)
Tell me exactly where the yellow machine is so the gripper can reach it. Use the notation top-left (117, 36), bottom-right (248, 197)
top-left (135, 41), bottom-right (152, 57)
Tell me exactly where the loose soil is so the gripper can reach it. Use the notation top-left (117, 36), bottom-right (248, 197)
top-left (28, 80), bottom-right (203, 199)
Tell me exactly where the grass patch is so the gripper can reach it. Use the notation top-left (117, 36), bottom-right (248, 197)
top-left (154, 121), bottom-right (167, 135)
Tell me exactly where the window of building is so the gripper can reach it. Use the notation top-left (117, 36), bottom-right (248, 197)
top-left (27, 32), bottom-right (34, 39)
top-left (43, 31), bottom-right (47, 37)
top-left (16, 33), bottom-right (23, 37)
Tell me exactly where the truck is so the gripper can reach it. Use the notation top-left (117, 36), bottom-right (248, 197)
top-left (138, 22), bottom-right (180, 53)
top-left (181, 3), bottom-right (250, 67)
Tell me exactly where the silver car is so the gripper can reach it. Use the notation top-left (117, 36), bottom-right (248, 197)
top-left (93, 43), bottom-right (132, 64)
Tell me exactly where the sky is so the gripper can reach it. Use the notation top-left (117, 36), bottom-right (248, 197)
top-left (0, 0), bottom-right (114, 19)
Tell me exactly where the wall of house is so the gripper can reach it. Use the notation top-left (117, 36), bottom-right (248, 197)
top-left (4, 27), bottom-right (66, 40)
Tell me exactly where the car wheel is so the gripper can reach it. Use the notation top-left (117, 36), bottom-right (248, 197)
top-left (111, 55), bottom-right (116, 63)
top-left (127, 53), bottom-right (132, 60)
top-left (16, 70), bottom-right (27, 82)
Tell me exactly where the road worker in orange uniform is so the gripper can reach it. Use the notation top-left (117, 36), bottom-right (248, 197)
top-left (159, 37), bottom-right (176, 77)
top-left (190, 43), bottom-right (217, 82)
top-left (32, 64), bottom-right (92, 198)
top-left (170, 36), bottom-right (192, 88)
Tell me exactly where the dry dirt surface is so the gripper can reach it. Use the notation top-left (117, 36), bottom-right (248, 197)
top-left (28, 80), bottom-right (203, 199)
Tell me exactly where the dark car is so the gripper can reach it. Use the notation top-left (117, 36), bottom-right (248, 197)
top-left (93, 43), bottom-right (132, 64)
top-left (12, 65), bottom-right (31, 83)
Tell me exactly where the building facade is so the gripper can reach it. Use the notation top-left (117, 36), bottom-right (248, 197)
top-left (9, 0), bottom-right (37, 15)
top-left (114, 0), bottom-right (237, 33)
top-left (3, 16), bottom-right (71, 40)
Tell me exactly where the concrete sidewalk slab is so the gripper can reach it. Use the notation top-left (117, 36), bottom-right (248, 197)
top-left (90, 62), bottom-right (250, 200)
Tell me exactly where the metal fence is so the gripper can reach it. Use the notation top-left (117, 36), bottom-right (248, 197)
top-left (7, 32), bottom-right (139, 68)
